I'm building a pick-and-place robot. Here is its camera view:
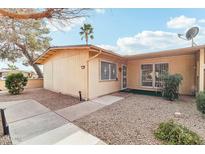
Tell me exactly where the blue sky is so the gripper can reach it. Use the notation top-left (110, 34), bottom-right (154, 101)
top-left (49, 8), bottom-right (205, 54)
top-left (1, 8), bottom-right (205, 71)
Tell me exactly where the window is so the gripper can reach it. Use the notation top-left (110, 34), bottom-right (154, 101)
top-left (101, 61), bottom-right (109, 80)
top-left (141, 64), bottom-right (153, 86)
top-left (155, 63), bottom-right (168, 87)
top-left (141, 63), bottom-right (169, 87)
top-left (110, 63), bottom-right (117, 80)
top-left (101, 61), bottom-right (117, 80)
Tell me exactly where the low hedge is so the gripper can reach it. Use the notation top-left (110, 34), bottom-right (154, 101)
top-left (161, 73), bottom-right (183, 101)
top-left (5, 73), bottom-right (28, 95)
top-left (196, 92), bottom-right (205, 114)
top-left (154, 120), bottom-right (203, 145)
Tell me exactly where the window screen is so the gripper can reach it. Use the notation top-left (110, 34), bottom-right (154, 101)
top-left (110, 63), bottom-right (117, 80)
top-left (100, 61), bottom-right (117, 80)
top-left (101, 61), bottom-right (109, 80)
top-left (155, 63), bottom-right (168, 87)
top-left (141, 64), bottom-right (153, 87)
top-left (141, 63), bottom-right (169, 87)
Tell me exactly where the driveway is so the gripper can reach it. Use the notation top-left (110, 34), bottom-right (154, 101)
top-left (74, 93), bottom-right (205, 145)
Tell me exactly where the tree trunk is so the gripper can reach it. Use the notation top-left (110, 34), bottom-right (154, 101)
top-left (31, 63), bottom-right (43, 78)
top-left (85, 33), bottom-right (88, 45)
top-left (16, 43), bottom-right (43, 78)
top-left (23, 52), bottom-right (43, 78)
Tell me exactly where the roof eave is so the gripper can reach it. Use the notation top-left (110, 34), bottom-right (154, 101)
top-left (34, 45), bottom-right (91, 64)
top-left (125, 45), bottom-right (205, 60)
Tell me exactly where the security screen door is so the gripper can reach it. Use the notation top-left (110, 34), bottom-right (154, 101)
top-left (122, 65), bottom-right (127, 89)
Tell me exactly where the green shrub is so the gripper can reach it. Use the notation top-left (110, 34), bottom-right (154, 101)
top-left (161, 73), bottom-right (183, 101)
top-left (5, 73), bottom-right (28, 95)
top-left (196, 92), bottom-right (205, 114)
top-left (154, 120), bottom-right (202, 145)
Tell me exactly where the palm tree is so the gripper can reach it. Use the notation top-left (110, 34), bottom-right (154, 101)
top-left (79, 24), bottom-right (94, 45)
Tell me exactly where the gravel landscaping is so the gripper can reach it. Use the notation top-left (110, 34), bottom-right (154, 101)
top-left (0, 116), bottom-right (11, 145)
top-left (74, 93), bottom-right (205, 145)
top-left (0, 88), bottom-right (80, 111)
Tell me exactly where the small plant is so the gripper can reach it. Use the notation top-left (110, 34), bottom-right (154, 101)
top-left (154, 120), bottom-right (202, 145)
top-left (161, 73), bottom-right (183, 101)
top-left (5, 73), bottom-right (28, 95)
top-left (196, 92), bottom-right (205, 114)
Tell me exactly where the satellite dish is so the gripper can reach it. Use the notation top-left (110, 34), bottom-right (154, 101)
top-left (178, 26), bottom-right (199, 47)
top-left (186, 27), bottom-right (199, 40)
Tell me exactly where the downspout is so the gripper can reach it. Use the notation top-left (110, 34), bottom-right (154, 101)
top-left (86, 49), bottom-right (102, 100)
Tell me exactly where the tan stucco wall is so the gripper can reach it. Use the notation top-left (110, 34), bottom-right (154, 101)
top-left (43, 49), bottom-right (89, 99)
top-left (0, 79), bottom-right (43, 91)
top-left (195, 51), bottom-right (205, 92)
top-left (127, 54), bottom-right (196, 95)
top-left (88, 54), bottom-right (126, 99)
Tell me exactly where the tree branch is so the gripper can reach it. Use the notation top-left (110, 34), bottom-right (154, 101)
top-left (0, 8), bottom-right (89, 20)
top-left (0, 9), bottom-right (55, 20)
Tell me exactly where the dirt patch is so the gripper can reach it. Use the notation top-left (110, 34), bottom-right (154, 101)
top-left (74, 93), bottom-right (205, 145)
top-left (0, 88), bottom-right (80, 111)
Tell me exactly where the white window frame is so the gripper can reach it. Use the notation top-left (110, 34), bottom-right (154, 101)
top-left (154, 63), bottom-right (169, 88)
top-left (140, 63), bottom-right (154, 88)
top-left (100, 60), bottom-right (118, 81)
top-left (140, 62), bottom-right (169, 88)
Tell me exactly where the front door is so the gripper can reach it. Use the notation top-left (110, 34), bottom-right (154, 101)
top-left (122, 65), bottom-right (127, 89)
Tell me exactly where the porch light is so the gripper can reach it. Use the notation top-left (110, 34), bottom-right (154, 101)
top-left (81, 65), bottom-right (85, 69)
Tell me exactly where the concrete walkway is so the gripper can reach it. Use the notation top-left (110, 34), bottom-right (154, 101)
top-left (20, 123), bottom-right (105, 145)
top-left (0, 99), bottom-right (106, 145)
top-left (92, 95), bottom-right (124, 106)
top-left (56, 95), bottom-right (124, 122)
top-left (0, 95), bottom-right (123, 145)
top-left (56, 101), bottom-right (105, 122)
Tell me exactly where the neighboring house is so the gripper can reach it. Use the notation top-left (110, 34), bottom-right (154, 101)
top-left (35, 44), bottom-right (205, 100)
top-left (0, 69), bottom-right (38, 80)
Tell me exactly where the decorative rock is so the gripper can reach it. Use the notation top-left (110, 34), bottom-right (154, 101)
top-left (174, 112), bottom-right (182, 118)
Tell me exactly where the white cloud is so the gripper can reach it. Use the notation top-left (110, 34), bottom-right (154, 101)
top-left (116, 31), bottom-right (188, 55)
top-left (199, 19), bottom-right (205, 23)
top-left (98, 44), bottom-right (119, 52)
top-left (95, 9), bottom-right (106, 14)
top-left (167, 15), bottom-right (196, 29)
top-left (97, 44), bottom-right (121, 55)
top-left (100, 29), bottom-right (204, 55)
top-left (46, 18), bottom-right (85, 32)
top-left (100, 15), bottom-right (205, 55)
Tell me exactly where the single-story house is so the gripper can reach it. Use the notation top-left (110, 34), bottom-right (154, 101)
top-left (35, 44), bottom-right (205, 100)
